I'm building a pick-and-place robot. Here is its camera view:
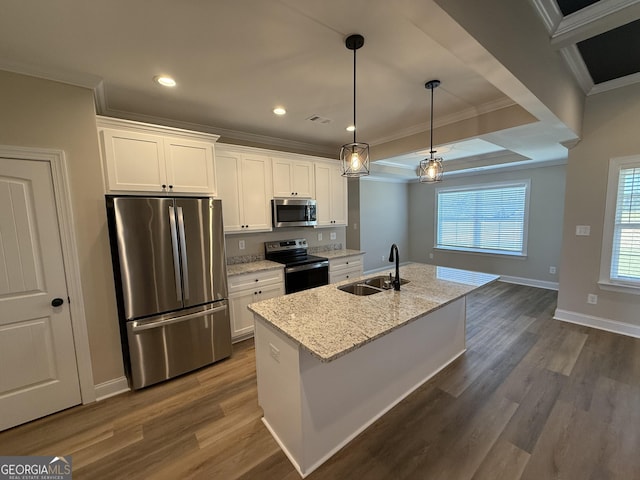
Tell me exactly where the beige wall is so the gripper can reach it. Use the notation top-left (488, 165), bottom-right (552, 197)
top-left (0, 70), bottom-right (124, 384)
top-left (407, 164), bottom-right (566, 283)
top-left (358, 180), bottom-right (410, 272)
top-left (346, 178), bottom-right (361, 251)
top-left (557, 84), bottom-right (640, 326)
top-left (225, 227), bottom-right (346, 259)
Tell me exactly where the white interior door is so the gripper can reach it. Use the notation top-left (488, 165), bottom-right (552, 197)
top-left (0, 157), bottom-right (81, 431)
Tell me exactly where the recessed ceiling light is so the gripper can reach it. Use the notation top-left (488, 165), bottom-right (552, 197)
top-left (154, 75), bottom-right (176, 87)
top-left (273, 107), bottom-right (286, 115)
top-left (346, 125), bottom-right (356, 132)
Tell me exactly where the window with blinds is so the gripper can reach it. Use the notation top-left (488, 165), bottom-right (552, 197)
top-left (610, 167), bottom-right (640, 283)
top-left (436, 182), bottom-right (529, 256)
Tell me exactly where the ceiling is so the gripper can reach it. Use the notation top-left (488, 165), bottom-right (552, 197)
top-left (1, 0), bottom-right (629, 181)
top-left (531, 0), bottom-right (640, 95)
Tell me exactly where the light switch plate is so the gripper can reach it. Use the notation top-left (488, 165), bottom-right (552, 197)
top-left (576, 225), bottom-right (591, 236)
top-left (330, 232), bottom-right (336, 240)
top-left (587, 294), bottom-right (598, 304)
top-left (318, 232), bottom-right (323, 241)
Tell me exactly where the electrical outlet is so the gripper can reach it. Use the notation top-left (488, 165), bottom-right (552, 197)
top-left (239, 240), bottom-right (245, 250)
top-left (353, 223), bottom-right (358, 230)
top-left (587, 294), bottom-right (598, 304)
top-left (549, 266), bottom-right (556, 274)
top-left (381, 255), bottom-right (385, 261)
top-left (576, 225), bottom-right (591, 236)
top-left (429, 253), bottom-right (434, 259)
top-left (330, 232), bottom-right (336, 240)
top-left (318, 232), bottom-right (323, 241)
top-left (269, 343), bottom-right (280, 362)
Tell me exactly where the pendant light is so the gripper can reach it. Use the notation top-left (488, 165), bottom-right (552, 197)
top-left (419, 80), bottom-right (444, 183)
top-left (340, 34), bottom-right (370, 177)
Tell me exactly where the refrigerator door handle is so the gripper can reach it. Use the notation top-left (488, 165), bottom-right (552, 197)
top-left (168, 206), bottom-right (183, 302)
top-left (129, 304), bottom-right (228, 333)
top-left (176, 206), bottom-right (190, 300)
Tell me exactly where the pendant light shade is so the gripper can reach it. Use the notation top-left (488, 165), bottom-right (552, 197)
top-left (419, 80), bottom-right (444, 183)
top-left (340, 34), bottom-right (370, 178)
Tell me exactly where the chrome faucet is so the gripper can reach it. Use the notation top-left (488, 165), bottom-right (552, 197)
top-left (388, 243), bottom-right (401, 291)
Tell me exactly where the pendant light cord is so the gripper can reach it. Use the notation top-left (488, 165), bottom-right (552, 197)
top-left (429, 84), bottom-right (434, 159)
top-left (353, 46), bottom-right (357, 144)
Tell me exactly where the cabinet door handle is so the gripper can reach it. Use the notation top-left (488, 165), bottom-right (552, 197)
top-left (162, 184), bottom-right (167, 189)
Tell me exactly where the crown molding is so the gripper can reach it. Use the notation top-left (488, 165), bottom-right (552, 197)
top-left (559, 45), bottom-right (594, 93)
top-left (529, 0), bottom-right (563, 33)
top-left (589, 70), bottom-right (640, 95)
top-left (0, 59), bottom-right (102, 89)
top-left (96, 106), bottom-right (337, 157)
top-left (552, 0), bottom-right (640, 47)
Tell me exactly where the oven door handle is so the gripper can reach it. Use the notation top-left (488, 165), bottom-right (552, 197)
top-left (285, 262), bottom-right (329, 274)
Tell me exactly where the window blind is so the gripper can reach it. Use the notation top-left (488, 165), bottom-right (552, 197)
top-left (436, 183), bottom-right (527, 255)
top-left (611, 167), bottom-right (640, 283)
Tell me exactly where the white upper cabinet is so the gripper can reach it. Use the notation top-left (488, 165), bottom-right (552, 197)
top-left (215, 146), bottom-right (273, 234)
top-left (97, 116), bottom-right (219, 195)
top-left (314, 161), bottom-right (347, 227)
top-left (272, 156), bottom-right (314, 198)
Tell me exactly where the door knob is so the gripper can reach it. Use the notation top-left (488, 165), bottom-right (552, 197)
top-left (51, 298), bottom-right (64, 307)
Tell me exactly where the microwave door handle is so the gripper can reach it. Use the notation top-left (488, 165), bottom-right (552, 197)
top-left (168, 206), bottom-right (183, 302)
top-left (306, 205), bottom-right (310, 221)
top-left (176, 206), bottom-right (189, 300)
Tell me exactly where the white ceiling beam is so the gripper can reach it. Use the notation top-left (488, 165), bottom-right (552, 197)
top-left (550, 0), bottom-right (640, 48)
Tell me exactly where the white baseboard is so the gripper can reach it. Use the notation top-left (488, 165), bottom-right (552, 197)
top-left (499, 275), bottom-right (559, 291)
top-left (94, 376), bottom-right (130, 401)
top-left (554, 309), bottom-right (640, 339)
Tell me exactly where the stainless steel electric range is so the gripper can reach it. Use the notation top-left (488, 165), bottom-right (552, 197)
top-left (265, 239), bottom-right (329, 294)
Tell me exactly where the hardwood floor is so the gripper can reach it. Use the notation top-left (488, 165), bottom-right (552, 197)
top-left (2, 282), bottom-right (639, 479)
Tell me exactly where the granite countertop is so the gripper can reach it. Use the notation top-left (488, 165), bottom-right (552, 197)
top-left (320, 249), bottom-right (365, 260)
top-left (248, 263), bottom-right (499, 362)
top-left (226, 260), bottom-right (283, 277)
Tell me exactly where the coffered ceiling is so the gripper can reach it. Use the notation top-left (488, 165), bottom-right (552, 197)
top-left (0, 0), bottom-right (605, 180)
top-left (531, 0), bottom-right (640, 95)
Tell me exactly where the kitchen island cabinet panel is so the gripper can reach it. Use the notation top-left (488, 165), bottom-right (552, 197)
top-left (254, 297), bottom-right (466, 477)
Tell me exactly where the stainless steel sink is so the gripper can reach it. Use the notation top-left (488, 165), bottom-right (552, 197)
top-left (338, 283), bottom-right (385, 296)
top-left (337, 275), bottom-right (410, 296)
top-left (363, 275), bottom-right (409, 289)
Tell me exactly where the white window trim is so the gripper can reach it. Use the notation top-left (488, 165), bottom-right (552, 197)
top-left (434, 179), bottom-right (531, 257)
top-left (598, 154), bottom-right (640, 295)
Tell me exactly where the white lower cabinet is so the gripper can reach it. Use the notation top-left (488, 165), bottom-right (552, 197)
top-left (329, 255), bottom-right (364, 284)
top-left (228, 269), bottom-right (284, 341)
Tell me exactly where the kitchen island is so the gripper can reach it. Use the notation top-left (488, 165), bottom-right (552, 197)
top-left (248, 263), bottom-right (499, 477)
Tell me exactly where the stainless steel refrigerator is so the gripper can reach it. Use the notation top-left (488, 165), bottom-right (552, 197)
top-left (106, 196), bottom-right (232, 389)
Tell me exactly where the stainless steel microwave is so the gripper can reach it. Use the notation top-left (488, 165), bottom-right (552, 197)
top-left (272, 199), bottom-right (317, 228)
